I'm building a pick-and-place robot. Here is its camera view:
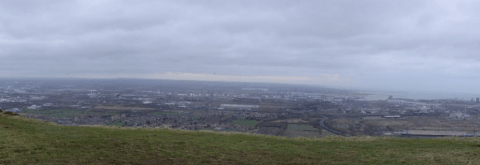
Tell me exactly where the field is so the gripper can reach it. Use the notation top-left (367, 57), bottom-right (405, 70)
top-left (2, 114), bottom-right (480, 164)
top-left (272, 118), bottom-right (309, 123)
top-left (193, 115), bottom-right (201, 119)
top-left (331, 116), bottom-right (480, 133)
top-left (231, 118), bottom-right (259, 126)
top-left (319, 129), bottom-right (336, 137)
top-left (21, 109), bottom-right (118, 118)
top-left (108, 120), bottom-right (125, 126)
top-left (284, 124), bottom-right (320, 138)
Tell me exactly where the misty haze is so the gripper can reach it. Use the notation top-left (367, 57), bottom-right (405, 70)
top-left (2, 1), bottom-right (480, 164)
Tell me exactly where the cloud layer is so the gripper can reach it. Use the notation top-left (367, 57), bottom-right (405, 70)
top-left (1, 0), bottom-right (480, 92)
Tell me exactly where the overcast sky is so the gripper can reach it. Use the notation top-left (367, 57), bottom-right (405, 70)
top-left (1, 0), bottom-right (480, 93)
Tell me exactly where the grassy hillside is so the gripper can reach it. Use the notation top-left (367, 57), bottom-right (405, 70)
top-left (1, 114), bottom-right (480, 164)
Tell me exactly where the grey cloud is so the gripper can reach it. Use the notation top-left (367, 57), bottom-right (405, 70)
top-left (1, 0), bottom-right (480, 91)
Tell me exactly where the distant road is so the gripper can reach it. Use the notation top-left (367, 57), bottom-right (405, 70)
top-left (318, 117), bottom-right (347, 136)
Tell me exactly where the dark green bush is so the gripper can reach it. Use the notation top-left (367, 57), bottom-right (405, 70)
top-left (4, 111), bottom-right (19, 116)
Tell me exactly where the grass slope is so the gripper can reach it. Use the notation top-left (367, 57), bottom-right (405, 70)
top-left (1, 114), bottom-right (480, 165)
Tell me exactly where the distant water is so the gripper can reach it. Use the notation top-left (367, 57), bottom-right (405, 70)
top-left (361, 90), bottom-right (480, 101)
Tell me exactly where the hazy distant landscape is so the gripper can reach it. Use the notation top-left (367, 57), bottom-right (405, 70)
top-left (362, 90), bottom-right (480, 101)
top-left (2, 78), bottom-right (480, 138)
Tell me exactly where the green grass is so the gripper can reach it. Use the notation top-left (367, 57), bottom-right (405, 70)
top-left (232, 118), bottom-right (259, 126)
top-left (2, 114), bottom-right (480, 164)
top-left (284, 124), bottom-right (320, 138)
top-left (108, 120), bottom-right (125, 126)
top-left (21, 109), bottom-right (118, 118)
top-left (320, 129), bottom-right (337, 137)
top-left (193, 115), bottom-right (202, 119)
top-left (334, 124), bottom-right (349, 129)
top-left (287, 124), bottom-right (317, 131)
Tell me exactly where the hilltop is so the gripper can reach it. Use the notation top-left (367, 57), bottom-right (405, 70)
top-left (1, 113), bottom-right (479, 164)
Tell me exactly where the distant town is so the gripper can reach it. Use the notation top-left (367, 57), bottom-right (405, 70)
top-left (1, 78), bottom-right (480, 138)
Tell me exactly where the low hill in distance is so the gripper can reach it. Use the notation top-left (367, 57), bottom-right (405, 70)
top-left (1, 113), bottom-right (479, 164)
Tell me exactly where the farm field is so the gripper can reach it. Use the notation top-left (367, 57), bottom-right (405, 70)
top-left (272, 118), bottom-right (309, 123)
top-left (354, 116), bottom-right (480, 132)
top-left (232, 118), bottom-right (259, 126)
